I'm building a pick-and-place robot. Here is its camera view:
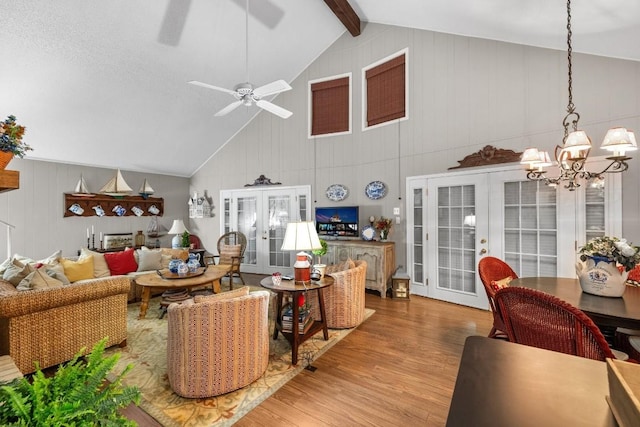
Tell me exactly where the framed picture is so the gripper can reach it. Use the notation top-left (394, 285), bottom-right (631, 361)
top-left (103, 233), bottom-right (134, 250)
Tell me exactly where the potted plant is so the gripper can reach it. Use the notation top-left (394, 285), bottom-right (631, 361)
top-left (312, 239), bottom-right (328, 279)
top-left (0, 115), bottom-right (32, 169)
top-left (0, 338), bottom-right (140, 425)
top-left (181, 230), bottom-right (191, 249)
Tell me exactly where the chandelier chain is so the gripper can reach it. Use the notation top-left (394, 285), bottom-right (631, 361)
top-left (566, 0), bottom-right (574, 114)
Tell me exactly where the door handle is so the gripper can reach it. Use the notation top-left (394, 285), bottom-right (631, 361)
top-left (480, 248), bottom-right (487, 255)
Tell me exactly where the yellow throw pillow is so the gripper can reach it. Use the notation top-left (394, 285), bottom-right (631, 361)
top-left (194, 286), bottom-right (249, 303)
top-left (80, 248), bottom-right (110, 278)
top-left (61, 256), bottom-right (95, 282)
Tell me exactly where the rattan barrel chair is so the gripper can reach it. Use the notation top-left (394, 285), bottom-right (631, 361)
top-left (478, 257), bottom-right (518, 339)
top-left (205, 231), bottom-right (247, 289)
top-left (494, 286), bottom-right (626, 361)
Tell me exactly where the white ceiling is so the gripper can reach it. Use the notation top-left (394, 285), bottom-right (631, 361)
top-left (4, 0), bottom-right (639, 177)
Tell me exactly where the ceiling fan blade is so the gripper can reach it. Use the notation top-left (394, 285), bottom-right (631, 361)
top-left (214, 100), bottom-right (244, 117)
top-left (188, 81), bottom-right (237, 96)
top-left (255, 100), bottom-right (293, 119)
top-left (252, 80), bottom-right (292, 98)
top-left (230, 0), bottom-right (284, 29)
top-left (157, 0), bottom-right (192, 46)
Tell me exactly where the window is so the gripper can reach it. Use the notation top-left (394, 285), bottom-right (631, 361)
top-left (308, 74), bottom-right (351, 137)
top-left (363, 49), bottom-right (408, 129)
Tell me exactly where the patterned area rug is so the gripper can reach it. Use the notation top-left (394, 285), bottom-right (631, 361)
top-left (106, 295), bottom-right (374, 426)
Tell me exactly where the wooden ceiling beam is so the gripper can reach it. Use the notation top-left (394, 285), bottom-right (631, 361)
top-left (324, 0), bottom-right (361, 37)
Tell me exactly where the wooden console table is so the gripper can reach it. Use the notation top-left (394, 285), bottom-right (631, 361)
top-left (324, 240), bottom-right (395, 298)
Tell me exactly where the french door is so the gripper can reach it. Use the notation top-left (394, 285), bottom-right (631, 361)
top-left (220, 186), bottom-right (311, 275)
top-left (406, 160), bottom-right (621, 310)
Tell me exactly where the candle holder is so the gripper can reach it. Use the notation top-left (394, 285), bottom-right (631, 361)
top-left (87, 237), bottom-right (90, 248)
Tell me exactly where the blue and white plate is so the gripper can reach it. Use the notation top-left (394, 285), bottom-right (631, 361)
top-left (361, 225), bottom-right (376, 241)
top-left (365, 181), bottom-right (387, 200)
top-left (326, 184), bottom-right (348, 202)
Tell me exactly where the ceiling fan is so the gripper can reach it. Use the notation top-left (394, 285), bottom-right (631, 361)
top-left (188, 0), bottom-right (293, 119)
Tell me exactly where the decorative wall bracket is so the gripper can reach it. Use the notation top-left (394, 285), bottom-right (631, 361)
top-left (244, 174), bottom-right (282, 187)
top-left (448, 145), bottom-right (523, 169)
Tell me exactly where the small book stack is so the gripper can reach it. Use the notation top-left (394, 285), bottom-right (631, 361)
top-left (282, 307), bottom-right (313, 334)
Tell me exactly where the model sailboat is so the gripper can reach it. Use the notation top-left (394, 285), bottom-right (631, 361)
top-left (138, 178), bottom-right (155, 199)
top-left (71, 174), bottom-right (94, 197)
top-left (99, 169), bottom-right (133, 197)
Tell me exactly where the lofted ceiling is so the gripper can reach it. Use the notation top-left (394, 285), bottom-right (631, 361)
top-left (3, 0), bottom-right (639, 177)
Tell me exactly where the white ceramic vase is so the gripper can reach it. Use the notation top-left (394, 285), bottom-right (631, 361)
top-left (313, 264), bottom-right (326, 279)
top-left (575, 257), bottom-right (629, 297)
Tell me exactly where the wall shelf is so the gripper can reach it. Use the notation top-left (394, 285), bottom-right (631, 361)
top-left (64, 193), bottom-right (164, 218)
top-left (0, 170), bottom-right (19, 193)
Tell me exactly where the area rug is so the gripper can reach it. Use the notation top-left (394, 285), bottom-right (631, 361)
top-left (106, 296), bottom-right (374, 426)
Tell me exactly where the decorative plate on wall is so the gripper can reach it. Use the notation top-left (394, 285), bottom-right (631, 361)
top-left (365, 181), bottom-right (387, 200)
top-left (361, 225), bottom-right (376, 241)
top-left (326, 184), bottom-right (348, 202)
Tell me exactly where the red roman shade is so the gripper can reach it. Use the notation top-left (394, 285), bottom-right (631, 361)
top-left (310, 76), bottom-right (350, 136)
top-left (366, 53), bottom-right (406, 127)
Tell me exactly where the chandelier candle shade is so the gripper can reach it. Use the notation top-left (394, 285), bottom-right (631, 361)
top-left (520, 0), bottom-right (635, 190)
top-left (168, 220), bottom-right (188, 249)
top-left (281, 221), bottom-right (322, 282)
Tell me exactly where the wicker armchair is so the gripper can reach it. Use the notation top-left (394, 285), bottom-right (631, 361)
top-left (166, 289), bottom-right (270, 398)
top-left (308, 260), bottom-right (367, 329)
top-left (478, 257), bottom-right (518, 339)
top-left (206, 231), bottom-right (247, 289)
top-left (494, 286), bottom-right (621, 361)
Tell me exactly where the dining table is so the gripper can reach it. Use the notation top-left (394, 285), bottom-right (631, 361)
top-left (512, 277), bottom-right (640, 331)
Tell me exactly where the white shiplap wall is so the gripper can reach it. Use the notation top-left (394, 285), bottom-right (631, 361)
top-left (0, 159), bottom-right (189, 260)
top-left (191, 23), bottom-right (640, 268)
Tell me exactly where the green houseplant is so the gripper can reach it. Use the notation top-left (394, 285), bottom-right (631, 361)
top-left (312, 239), bottom-right (328, 278)
top-left (181, 230), bottom-right (191, 248)
top-left (0, 338), bottom-right (140, 426)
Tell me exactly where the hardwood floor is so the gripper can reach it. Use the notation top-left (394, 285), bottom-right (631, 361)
top-left (123, 276), bottom-right (493, 426)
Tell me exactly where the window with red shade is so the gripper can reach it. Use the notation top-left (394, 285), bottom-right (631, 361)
top-left (309, 74), bottom-right (351, 137)
top-left (364, 49), bottom-right (407, 128)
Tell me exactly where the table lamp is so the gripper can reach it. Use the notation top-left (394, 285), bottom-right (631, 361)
top-left (281, 221), bottom-right (322, 282)
top-left (168, 219), bottom-right (188, 249)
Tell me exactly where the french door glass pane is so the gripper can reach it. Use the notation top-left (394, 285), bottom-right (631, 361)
top-left (503, 181), bottom-right (557, 276)
top-left (585, 179), bottom-right (605, 241)
top-left (268, 195), bottom-right (290, 268)
top-left (412, 188), bottom-right (424, 283)
top-left (437, 185), bottom-right (476, 294)
top-left (237, 197), bottom-right (257, 265)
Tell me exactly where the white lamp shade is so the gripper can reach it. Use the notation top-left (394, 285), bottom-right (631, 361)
top-left (601, 127), bottom-right (633, 152)
top-left (521, 148), bottom-right (541, 164)
top-left (628, 130), bottom-right (638, 151)
top-left (563, 130), bottom-right (592, 152)
top-left (168, 219), bottom-right (188, 235)
top-left (281, 222), bottom-right (322, 251)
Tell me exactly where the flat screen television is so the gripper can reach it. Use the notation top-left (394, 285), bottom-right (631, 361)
top-left (315, 206), bottom-right (359, 237)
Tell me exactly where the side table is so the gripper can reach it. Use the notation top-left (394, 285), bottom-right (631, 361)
top-left (260, 276), bottom-right (333, 365)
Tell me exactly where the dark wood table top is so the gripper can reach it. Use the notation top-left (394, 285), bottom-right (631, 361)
top-left (446, 336), bottom-right (616, 427)
top-left (259, 276), bottom-right (333, 293)
top-left (512, 277), bottom-right (640, 330)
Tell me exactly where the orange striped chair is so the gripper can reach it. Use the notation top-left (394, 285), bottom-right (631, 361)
top-left (166, 287), bottom-right (270, 398)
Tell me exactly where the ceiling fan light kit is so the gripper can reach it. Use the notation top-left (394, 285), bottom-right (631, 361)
top-left (188, 0), bottom-right (293, 119)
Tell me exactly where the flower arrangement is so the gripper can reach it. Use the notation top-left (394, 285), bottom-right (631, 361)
top-left (0, 115), bottom-right (31, 158)
top-left (579, 236), bottom-right (640, 272)
top-left (374, 217), bottom-right (392, 233)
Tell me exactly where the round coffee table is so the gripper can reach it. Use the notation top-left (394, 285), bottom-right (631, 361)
top-left (134, 265), bottom-right (230, 319)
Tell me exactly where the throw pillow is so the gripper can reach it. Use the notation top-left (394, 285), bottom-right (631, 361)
top-left (17, 268), bottom-right (64, 291)
top-left (335, 258), bottom-right (356, 272)
top-left (194, 286), bottom-right (249, 303)
top-left (2, 259), bottom-right (35, 286)
top-left (160, 248), bottom-right (189, 264)
top-left (37, 250), bottom-right (62, 265)
top-left (41, 262), bottom-right (71, 285)
top-left (0, 257), bottom-right (12, 276)
top-left (137, 249), bottom-right (163, 271)
top-left (61, 256), bottom-right (95, 282)
top-left (79, 248), bottom-right (110, 278)
top-left (104, 248), bottom-right (138, 275)
top-left (218, 244), bottom-right (242, 265)
top-left (490, 276), bottom-right (513, 292)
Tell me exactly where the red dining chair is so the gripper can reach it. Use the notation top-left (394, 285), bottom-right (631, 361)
top-left (478, 257), bottom-right (518, 339)
top-left (494, 286), bottom-right (624, 361)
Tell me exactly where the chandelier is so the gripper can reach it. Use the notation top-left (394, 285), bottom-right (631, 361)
top-left (521, 0), bottom-right (636, 190)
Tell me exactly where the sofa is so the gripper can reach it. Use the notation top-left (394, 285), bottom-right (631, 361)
top-left (0, 275), bottom-right (130, 374)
